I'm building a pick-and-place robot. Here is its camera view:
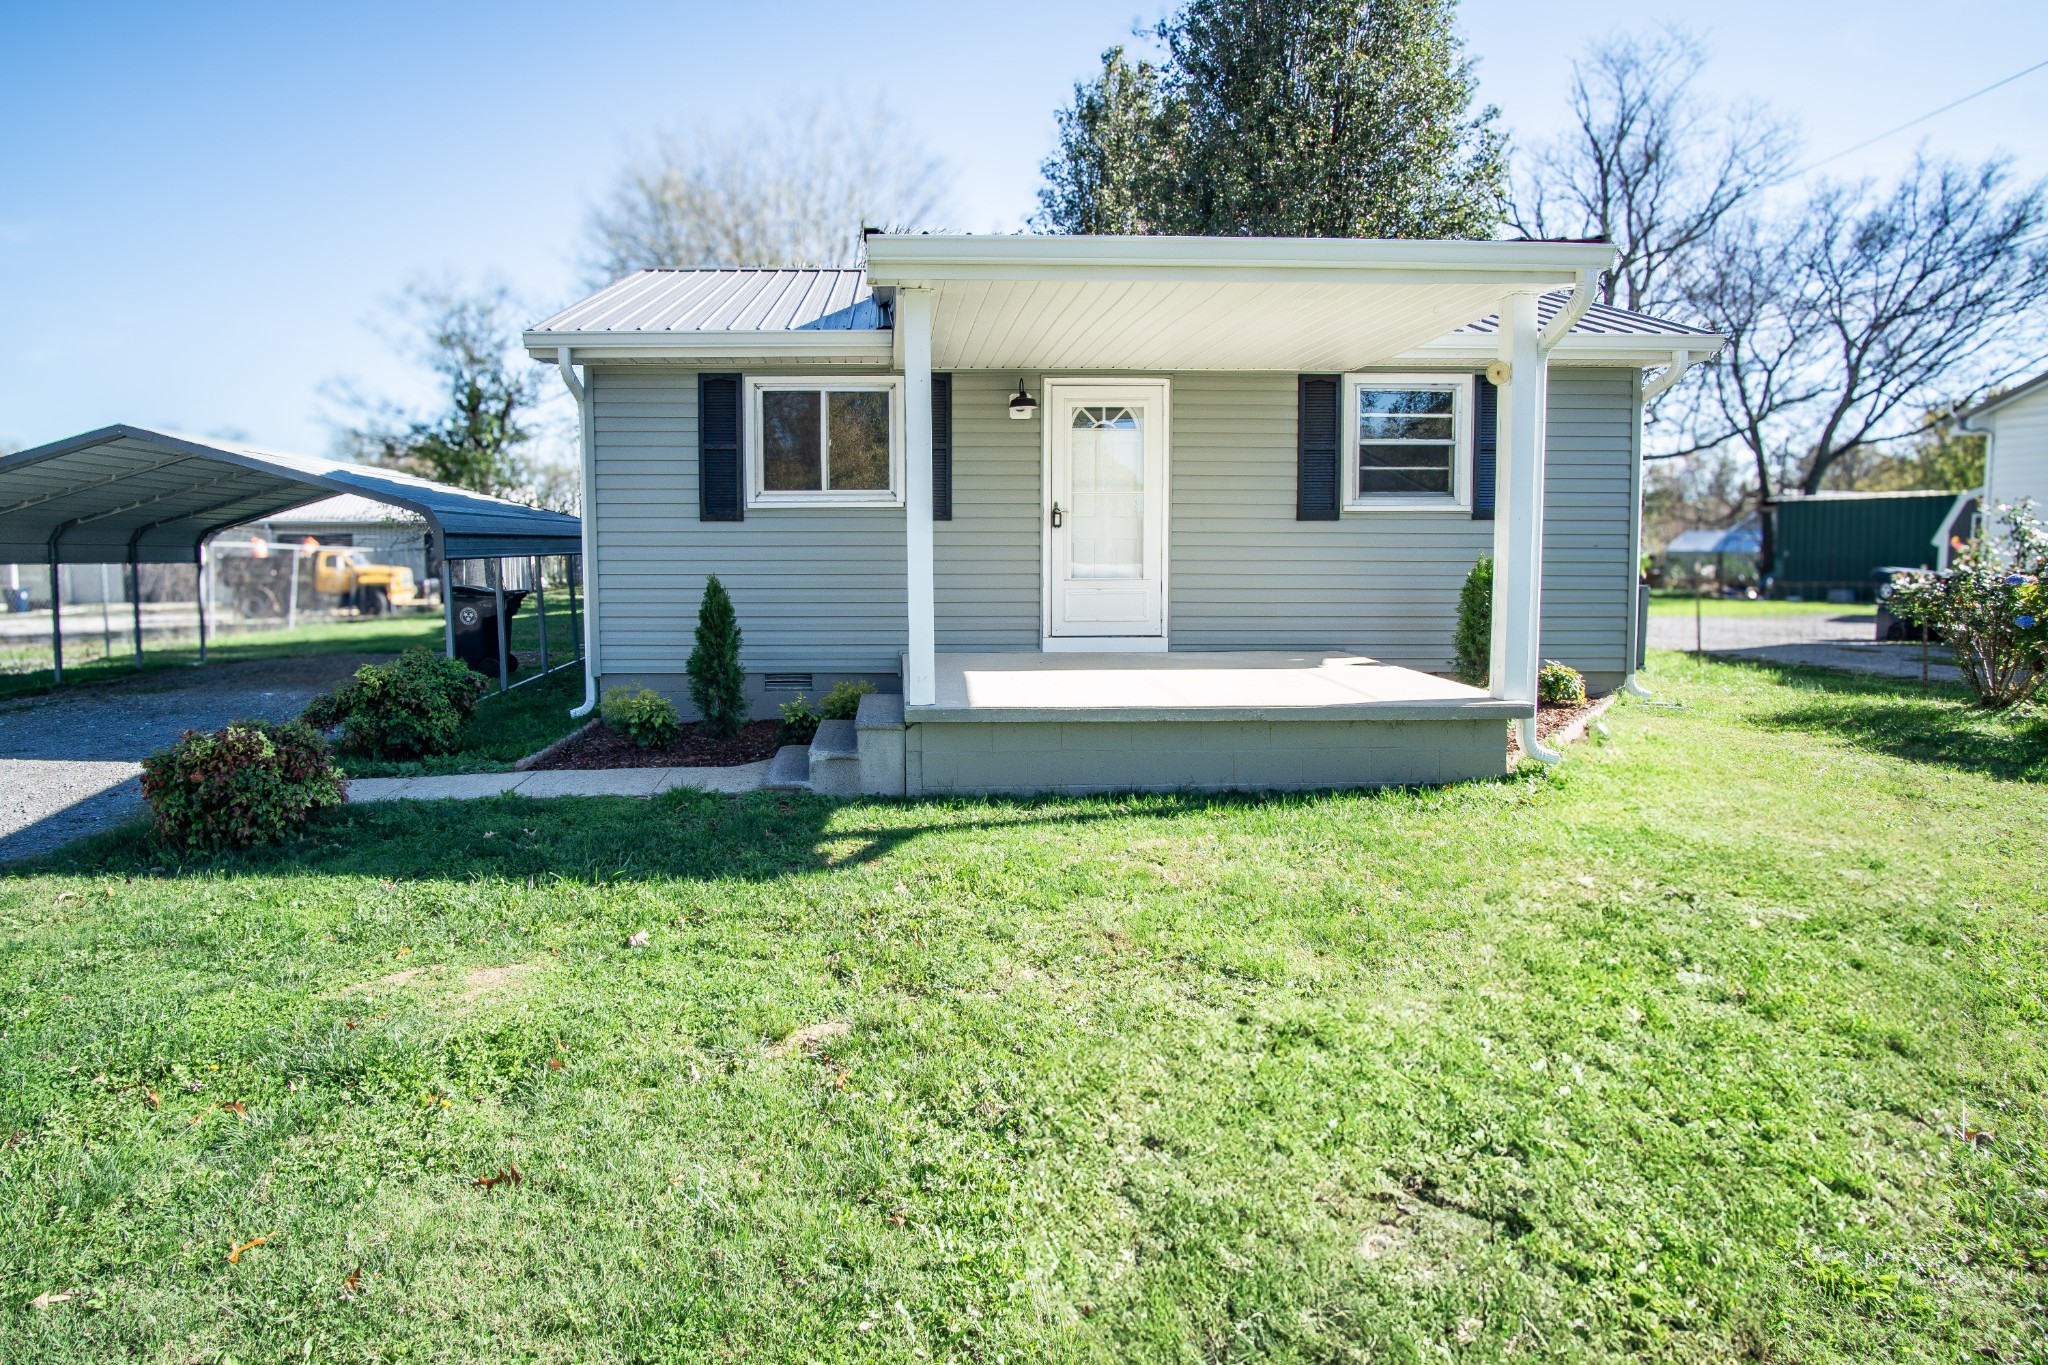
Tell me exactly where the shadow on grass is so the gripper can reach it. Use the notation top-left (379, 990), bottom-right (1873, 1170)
top-left (7, 782), bottom-right (1385, 887)
top-left (1724, 657), bottom-right (2048, 782)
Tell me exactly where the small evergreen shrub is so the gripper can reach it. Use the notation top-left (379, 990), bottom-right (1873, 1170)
top-left (776, 694), bottom-right (821, 747)
top-left (1453, 555), bottom-right (1493, 686)
top-left (1538, 660), bottom-right (1587, 705)
top-left (302, 649), bottom-right (487, 758)
top-left (141, 720), bottom-right (344, 851)
top-left (601, 686), bottom-right (682, 749)
top-left (687, 575), bottom-right (748, 740)
top-left (819, 679), bottom-right (876, 720)
top-left (1886, 502), bottom-right (2048, 708)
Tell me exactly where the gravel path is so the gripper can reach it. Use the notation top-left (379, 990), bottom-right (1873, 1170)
top-left (1647, 610), bottom-right (1959, 683)
top-left (0, 655), bottom-right (380, 862)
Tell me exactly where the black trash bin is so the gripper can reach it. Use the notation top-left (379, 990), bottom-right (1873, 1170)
top-left (450, 585), bottom-right (529, 676)
top-left (1872, 567), bottom-right (1933, 642)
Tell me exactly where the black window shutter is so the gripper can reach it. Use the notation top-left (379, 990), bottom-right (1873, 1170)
top-left (1297, 374), bottom-right (1341, 521)
top-left (1471, 374), bottom-right (1498, 521)
top-left (698, 372), bottom-right (742, 522)
top-left (931, 373), bottom-right (953, 521)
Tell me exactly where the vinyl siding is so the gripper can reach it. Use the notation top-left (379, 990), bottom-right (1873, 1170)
top-left (587, 365), bottom-right (907, 675)
top-left (586, 365), bottom-right (1637, 686)
top-left (1985, 386), bottom-right (2048, 511)
top-left (1168, 369), bottom-right (1634, 680)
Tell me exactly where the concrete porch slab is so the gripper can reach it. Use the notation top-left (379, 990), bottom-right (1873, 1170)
top-left (911, 651), bottom-right (1532, 723)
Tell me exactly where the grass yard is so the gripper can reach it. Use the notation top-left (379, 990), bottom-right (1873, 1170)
top-left (1, 655), bottom-right (2044, 1362)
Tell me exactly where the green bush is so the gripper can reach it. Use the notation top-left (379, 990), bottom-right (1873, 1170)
top-left (302, 649), bottom-right (488, 758)
top-left (601, 686), bottom-right (682, 749)
top-left (1538, 659), bottom-right (1587, 705)
top-left (1453, 555), bottom-right (1493, 686)
top-left (688, 575), bottom-right (748, 740)
top-left (776, 694), bottom-right (821, 747)
top-left (819, 679), bottom-right (876, 720)
top-left (140, 720), bottom-right (344, 852)
top-left (1886, 502), bottom-right (2047, 707)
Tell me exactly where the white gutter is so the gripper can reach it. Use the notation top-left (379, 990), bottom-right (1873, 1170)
top-left (557, 346), bottom-right (599, 719)
top-left (1621, 348), bottom-right (1704, 699)
top-left (1640, 348), bottom-right (1697, 403)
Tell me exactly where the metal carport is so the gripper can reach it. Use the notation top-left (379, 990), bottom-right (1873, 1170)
top-left (0, 424), bottom-right (583, 685)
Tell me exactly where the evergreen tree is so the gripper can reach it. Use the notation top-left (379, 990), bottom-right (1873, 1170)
top-left (1036, 0), bottom-right (1505, 239)
top-left (687, 575), bottom-right (748, 739)
top-left (1453, 554), bottom-right (1492, 687)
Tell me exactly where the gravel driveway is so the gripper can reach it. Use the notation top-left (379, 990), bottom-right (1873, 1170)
top-left (1647, 609), bottom-right (1959, 683)
top-left (0, 655), bottom-right (380, 862)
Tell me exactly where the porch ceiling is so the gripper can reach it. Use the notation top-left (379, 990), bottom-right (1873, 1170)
top-left (866, 233), bottom-right (1619, 373)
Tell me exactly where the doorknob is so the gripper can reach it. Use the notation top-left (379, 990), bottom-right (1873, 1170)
top-left (1050, 502), bottom-right (1064, 528)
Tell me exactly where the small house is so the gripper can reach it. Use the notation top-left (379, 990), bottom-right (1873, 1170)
top-left (526, 234), bottom-right (1720, 795)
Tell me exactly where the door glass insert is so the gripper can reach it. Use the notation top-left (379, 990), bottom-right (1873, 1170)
top-left (1069, 405), bottom-right (1144, 580)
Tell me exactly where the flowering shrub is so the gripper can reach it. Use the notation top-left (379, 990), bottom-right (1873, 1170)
top-left (141, 720), bottom-right (344, 852)
top-left (1538, 659), bottom-right (1587, 705)
top-left (1884, 502), bottom-right (2048, 708)
top-left (601, 685), bottom-right (683, 749)
top-left (303, 649), bottom-right (488, 758)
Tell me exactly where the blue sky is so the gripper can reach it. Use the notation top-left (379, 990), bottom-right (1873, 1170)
top-left (3, 0), bottom-right (2046, 456)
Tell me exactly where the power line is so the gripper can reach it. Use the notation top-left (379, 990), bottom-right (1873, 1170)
top-left (1796, 55), bottom-right (2048, 176)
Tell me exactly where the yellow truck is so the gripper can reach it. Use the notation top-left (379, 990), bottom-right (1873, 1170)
top-left (310, 547), bottom-right (419, 615)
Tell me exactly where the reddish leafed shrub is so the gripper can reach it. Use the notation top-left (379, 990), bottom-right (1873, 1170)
top-left (140, 720), bottom-right (345, 851)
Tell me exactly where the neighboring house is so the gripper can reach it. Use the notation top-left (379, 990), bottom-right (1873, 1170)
top-left (525, 234), bottom-right (1721, 795)
top-left (1960, 369), bottom-right (2048, 515)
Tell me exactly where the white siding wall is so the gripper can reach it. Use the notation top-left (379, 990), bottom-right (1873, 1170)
top-left (586, 365), bottom-right (1638, 689)
top-left (1985, 386), bottom-right (2048, 513)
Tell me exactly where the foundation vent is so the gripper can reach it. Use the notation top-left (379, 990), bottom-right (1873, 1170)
top-left (763, 672), bottom-right (814, 693)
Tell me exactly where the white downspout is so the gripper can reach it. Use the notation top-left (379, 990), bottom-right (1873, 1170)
top-left (1625, 348), bottom-right (1696, 699)
top-left (557, 346), bottom-right (600, 718)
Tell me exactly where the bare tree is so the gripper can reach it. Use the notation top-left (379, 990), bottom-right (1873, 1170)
top-left (1675, 156), bottom-right (2048, 569)
top-left (1511, 27), bottom-right (1796, 312)
top-left (581, 101), bottom-right (949, 285)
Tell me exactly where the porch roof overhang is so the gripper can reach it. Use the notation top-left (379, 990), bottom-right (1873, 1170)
top-left (0, 426), bottom-right (582, 564)
top-left (862, 233), bottom-right (1619, 373)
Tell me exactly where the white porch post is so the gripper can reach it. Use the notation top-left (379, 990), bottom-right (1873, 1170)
top-left (899, 286), bottom-right (936, 706)
top-left (1489, 290), bottom-right (1555, 759)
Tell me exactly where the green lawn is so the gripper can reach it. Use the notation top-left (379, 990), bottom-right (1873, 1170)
top-left (1648, 594), bottom-right (1875, 618)
top-left (2, 655), bottom-right (2043, 1363)
top-left (0, 614), bottom-right (450, 700)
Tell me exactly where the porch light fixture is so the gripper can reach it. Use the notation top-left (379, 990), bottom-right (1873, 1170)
top-left (1008, 380), bottom-right (1038, 420)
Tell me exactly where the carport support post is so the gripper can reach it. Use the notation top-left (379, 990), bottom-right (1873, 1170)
top-left (47, 543), bottom-right (63, 684)
top-left (442, 562), bottom-right (456, 659)
top-left (195, 542), bottom-right (208, 665)
top-left (534, 555), bottom-right (548, 675)
top-left (128, 538), bottom-right (144, 668)
top-left (568, 556), bottom-right (581, 664)
top-left (490, 558), bottom-right (508, 693)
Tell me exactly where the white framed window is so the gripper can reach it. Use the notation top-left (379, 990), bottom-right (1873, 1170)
top-left (746, 377), bottom-right (903, 508)
top-left (1343, 372), bottom-right (1473, 511)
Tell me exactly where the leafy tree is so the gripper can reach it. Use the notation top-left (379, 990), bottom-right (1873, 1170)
top-left (582, 100), bottom-right (947, 283)
top-left (330, 282), bottom-right (547, 498)
top-left (687, 575), bottom-right (748, 739)
top-left (1036, 0), bottom-right (1505, 239)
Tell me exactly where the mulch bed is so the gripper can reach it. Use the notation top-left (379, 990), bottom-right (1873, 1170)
top-left (1507, 694), bottom-right (1615, 761)
top-left (527, 719), bottom-right (782, 770)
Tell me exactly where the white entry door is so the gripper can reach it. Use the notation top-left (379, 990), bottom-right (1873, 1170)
top-left (1046, 380), bottom-right (1169, 643)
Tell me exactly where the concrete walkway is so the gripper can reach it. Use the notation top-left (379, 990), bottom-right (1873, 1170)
top-left (347, 761), bottom-right (770, 803)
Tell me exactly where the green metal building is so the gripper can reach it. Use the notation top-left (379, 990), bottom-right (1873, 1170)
top-left (1771, 490), bottom-right (1974, 601)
